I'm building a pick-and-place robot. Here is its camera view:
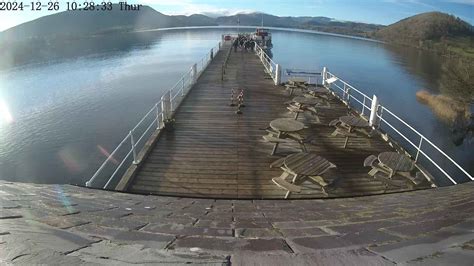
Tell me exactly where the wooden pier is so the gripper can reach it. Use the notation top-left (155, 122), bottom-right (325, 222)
top-left (121, 43), bottom-right (430, 199)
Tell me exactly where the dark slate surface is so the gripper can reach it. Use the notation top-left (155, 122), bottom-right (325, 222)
top-left (0, 180), bottom-right (473, 264)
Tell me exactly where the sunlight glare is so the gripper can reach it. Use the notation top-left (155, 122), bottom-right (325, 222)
top-left (0, 99), bottom-right (13, 125)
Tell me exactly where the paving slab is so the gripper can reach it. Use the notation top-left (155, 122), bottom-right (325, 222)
top-left (0, 180), bottom-right (472, 264)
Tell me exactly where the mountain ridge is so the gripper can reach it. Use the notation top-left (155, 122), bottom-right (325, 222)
top-left (1, 7), bottom-right (472, 58)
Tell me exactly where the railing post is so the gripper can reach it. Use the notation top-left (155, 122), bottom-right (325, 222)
top-left (181, 77), bottom-right (185, 96)
top-left (192, 63), bottom-right (197, 84)
top-left (322, 67), bottom-right (327, 86)
top-left (130, 130), bottom-right (139, 165)
top-left (155, 103), bottom-right (161, 129)
top-left (369, 95), bottom-right (379, 127)
top-left (415, 138), bottom-right (423, 162)
top-left (342, 83), bottom-right (347, 103)
top-left (346, 86), bottom-right (350, 103)
top-left (362, 97), bottom-right (366, 116)
top-left (161, 90), bottom-right (171, 123)
top-left (275, 64), bottom-right (281, 85)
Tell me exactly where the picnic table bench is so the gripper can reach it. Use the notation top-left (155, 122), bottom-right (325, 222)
top-left (271, 152), bottom-right (336, 198)
top-left (262, 118), bottom-right (306, 155)
top-left (287, 96), bottom-right (323, 120)
top-left (364, 152), bottom-right (430, 189)
top-left (329, 115), bottom-right (371, 148)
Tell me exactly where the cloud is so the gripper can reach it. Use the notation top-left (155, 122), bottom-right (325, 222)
top-left (444, 0), bottom-right (474, 5)
top-left (383, 0), bottom-right (436, 8)
top-left (139, 0), bottom-right (256, 17)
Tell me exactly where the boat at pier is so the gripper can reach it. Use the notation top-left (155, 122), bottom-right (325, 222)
top-left (251, 28), bottom-right (273, 50)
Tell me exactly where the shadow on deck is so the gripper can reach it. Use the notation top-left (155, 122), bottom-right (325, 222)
top-left (125, 45), bottom-right (430, 199)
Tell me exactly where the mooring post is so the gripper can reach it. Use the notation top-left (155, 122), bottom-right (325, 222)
top-left (369, 94), bottom-right (379, 127)
top-left (275, 64), bottom-right (282, 85)
top-left (192, 63), bottom-right (197, 84)
top-left (322, 67), bottom-right (327, 86)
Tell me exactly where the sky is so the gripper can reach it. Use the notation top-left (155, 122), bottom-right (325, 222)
top-left (0, 0), bottom-right (473, 31)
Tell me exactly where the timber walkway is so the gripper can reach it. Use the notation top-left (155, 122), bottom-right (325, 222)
top-left (123, 44), bottom-right (429, 198)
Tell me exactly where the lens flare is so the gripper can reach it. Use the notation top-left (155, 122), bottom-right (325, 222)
top-left (98, 145), bottom-right (119, 165)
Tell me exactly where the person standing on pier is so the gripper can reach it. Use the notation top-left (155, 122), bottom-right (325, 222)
top-left (233, 39), bottom-right (238, 52)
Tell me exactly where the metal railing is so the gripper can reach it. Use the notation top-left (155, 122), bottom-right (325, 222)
top-left (284, 67), bottom-right (473, 186)
top-left (284, 69), bottom-right (321, 86)
top-left (221, 40), bottom-right (233, 80)
top-left (255, 44), bottom-right (279, 84)
top-left (86, 42), bottom-right (221, 189)
top-left (325, 71), bottom-right (374, 119)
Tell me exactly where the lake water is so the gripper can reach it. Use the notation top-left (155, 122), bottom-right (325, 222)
top-left (0, 27), bottom-right (472, 186)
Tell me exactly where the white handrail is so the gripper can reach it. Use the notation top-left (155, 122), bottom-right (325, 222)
top-left (86, 41), bottom-right (221, 188)
top-left (255, 44), bottom-right (277, 83)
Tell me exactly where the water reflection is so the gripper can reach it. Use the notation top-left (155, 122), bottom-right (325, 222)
top-left (416, 56), bottom-right (474, 146)
top-left (0, 29), bottom-right (222, 185)
top-left (416, 90), bottom-right (473, 145)
top-left (384, 43), bottom-right (474, 146)
top-left (0, 31), bottom-right (165, 70)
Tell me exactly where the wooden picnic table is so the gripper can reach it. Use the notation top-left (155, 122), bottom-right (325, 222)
top-left (308, 87), bottom-right (328, 94)
top-left (339, 115), bottom-right (370, 132)
top-left (292, 96), bottom-right (321, 106)
top-left (288, 77), bottom-right (308, 86)
top-left (289, 96), bottom-right (325, 119)
top-left (270, 118), bottom-right (304, 134)
top-left (265, 118), bottom-right (306, 155)
top-left (272, 152), bottom-right (336, 198)
top-left (378, 152), bottom-right (414, 177)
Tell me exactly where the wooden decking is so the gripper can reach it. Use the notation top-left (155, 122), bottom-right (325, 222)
top-left (126, 44), bottom-right (427, 199)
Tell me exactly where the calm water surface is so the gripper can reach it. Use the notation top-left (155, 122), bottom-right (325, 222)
top-left (0, 28), bottom-right (471, 185)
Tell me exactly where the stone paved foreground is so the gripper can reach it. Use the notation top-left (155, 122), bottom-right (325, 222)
top-left (0, 180), bottom-right (473, 265)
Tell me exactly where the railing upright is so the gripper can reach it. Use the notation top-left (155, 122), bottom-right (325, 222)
top-left (415, 138), bottom-right (423, 162)
top-left (155, 103), bottom-right (161, 129)
top-left (130, 130), bottom-right (138, 165)
top-left (181, 77), bottom-right (185, 96)
top-left (369, 95), bottom-right (379, 127)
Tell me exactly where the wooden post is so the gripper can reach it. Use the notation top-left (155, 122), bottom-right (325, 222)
top-left (369, 95), bottom-right (379, 127)
top-left (275, 64), bottom-right (281, 85)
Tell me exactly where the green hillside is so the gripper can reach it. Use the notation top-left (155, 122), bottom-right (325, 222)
top-left (374, 12), bottom-right (474, 58)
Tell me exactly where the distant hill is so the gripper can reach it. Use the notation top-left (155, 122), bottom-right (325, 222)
top-left (1, 8), bottom-right (382, 42)
top-left (374, 12), bottom-right (474, 57)
top-left (216, 13), bottom-right (383, 36)
top-left (1, 4), bottom-right (217, 41)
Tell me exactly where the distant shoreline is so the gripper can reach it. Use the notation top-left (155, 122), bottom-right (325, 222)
top-left (135, 25), bottom-right (385, 44)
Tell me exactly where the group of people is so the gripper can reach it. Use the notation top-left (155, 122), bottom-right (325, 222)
top-left (233, 35), bottom-right (255, 52)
